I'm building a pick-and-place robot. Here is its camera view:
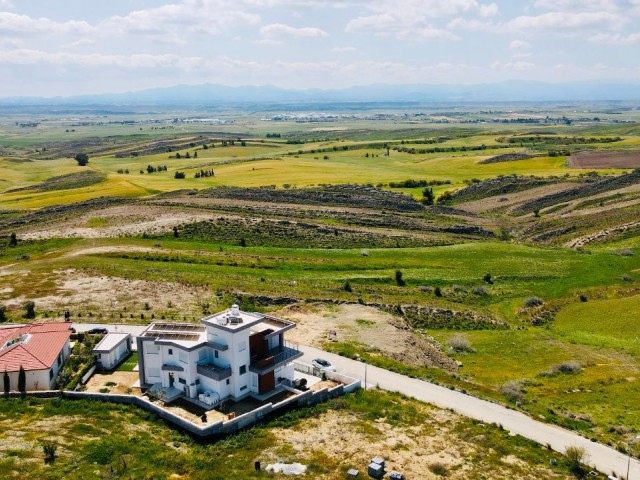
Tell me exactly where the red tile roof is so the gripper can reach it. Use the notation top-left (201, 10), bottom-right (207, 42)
top-left (0, 323), bottom-right (71, 373)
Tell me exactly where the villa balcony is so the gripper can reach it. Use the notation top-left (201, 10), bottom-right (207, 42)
top-left (197, 361), bottom-right (232, 381)
top-left (249, 345), bottom-right (303, 375)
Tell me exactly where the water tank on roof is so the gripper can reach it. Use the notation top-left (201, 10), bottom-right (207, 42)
top-left (231, 304), bottom-right (240, 316)
top-left (217, 315), bottom-right (228, 326)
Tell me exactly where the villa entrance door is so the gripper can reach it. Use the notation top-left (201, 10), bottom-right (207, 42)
top-left (258, 371), bottom-right (275, 394)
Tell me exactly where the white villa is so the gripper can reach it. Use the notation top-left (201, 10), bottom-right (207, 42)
top-left (136, 305), bottom-right (303, 403)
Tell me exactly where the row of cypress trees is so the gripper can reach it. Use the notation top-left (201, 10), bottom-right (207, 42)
top-left (3, 365), bottom-right (26, 396)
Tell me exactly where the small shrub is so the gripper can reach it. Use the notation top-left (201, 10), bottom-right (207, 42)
top-left (343, 281), bottom-right (353, 293)
top-left (500, 380), bottom-right (526, 404)
top-left (471, 286), bottom-right (489, 296)
top-left (395, 270), bottom-right (405, 287)
top-left (105, 381), bottom-right (117, 387)
top-left (434, 286), bottom-right (443, 297)
top-left (429, 462), bottom-right (449, 476)
top-left (565, 445), bottom-right (589, 477)
top-left (579, 294), bottom-right (588, 302)
top-left (42, 442), bottom-right (57, 463)
top-left (447, 335), bottom-right (474, 353)
top-left (622, 273), bottom-right (632, 282)
top-left (523, 296), bottom-right (544, 308)
top-left (483, 273), bottom-right (493, 284)
top-left (618, 248), bottom-right (633, 256)
top-left (99, 388), bottom-right (110, 393)
top-left (0, 304), bottom-right (6, 322)
top-left (556, 361), bottom-right (582, 374)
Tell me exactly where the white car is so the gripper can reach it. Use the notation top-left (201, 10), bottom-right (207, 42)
top-left (312, 358), bottom-right (336, 372)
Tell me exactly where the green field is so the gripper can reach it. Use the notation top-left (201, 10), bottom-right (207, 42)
top-left (1, 105), bottom-right (639, 454)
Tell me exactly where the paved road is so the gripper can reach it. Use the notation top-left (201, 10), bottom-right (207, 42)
top-left (73, 323), bottom-right (639, 478)
top-left (300, 345), bottom-right (640, 479)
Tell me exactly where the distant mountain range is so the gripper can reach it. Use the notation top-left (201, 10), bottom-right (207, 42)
top-left (1, 81), bottom-right (639, 106)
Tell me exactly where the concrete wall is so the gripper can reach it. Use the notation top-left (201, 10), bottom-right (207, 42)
top-left (19, 375), bottom-right (358, 438)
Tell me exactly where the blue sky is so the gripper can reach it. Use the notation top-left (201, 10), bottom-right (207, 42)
top-left (0, 0), bottom-right (639, 96)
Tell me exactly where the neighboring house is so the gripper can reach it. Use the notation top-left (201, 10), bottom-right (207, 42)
top-left (93, 332), bottom-right (131, 370)
top-left (137, 305), bottom-right (303, 402)
top-left (0, 322), bottom-right (72, 391)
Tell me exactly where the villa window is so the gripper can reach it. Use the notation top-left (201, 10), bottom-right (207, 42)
top-left (239, 365), bottom-right (246, 375)
top-left (238, 341), bottom-right (246, 352)
top-left (168, 348), bottom-right (173, 355)
top-left (49, 369), bottom-right (53, 380)
top-left (226, 379), bottom-right (230, 385)
top-left (178, 377), bottom-right (186, 385)
top-left (214, 350), bottom-right (219, 358)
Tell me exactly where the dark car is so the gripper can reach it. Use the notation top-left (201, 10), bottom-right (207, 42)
top-left (87, 328), bottom-right (108, 335)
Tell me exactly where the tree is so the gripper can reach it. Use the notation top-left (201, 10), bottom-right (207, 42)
top-left (174, 171), bottom-right (185, 179)
top-left (9, 233), bottom-right (17, 247)
top-left (173, 226), bottom-right (179, 238)
top-left (3, 369), bottom-right (9, 396)
top-left (23, 301), bottom-right (36, 319)
top-left (0, 304), bottom-right (6, 322)
top-left (343, 281), bottom-right (353, 293)
top-left (74, 153), bottom-right (89, 166)
top-left (483, 273), bottom-right (494, 284)
top-left (240, 237), bottom-right (246, 247)
top-left (18, 365), bottom-right (26, 396)
top-left (421, 187), bottom-right (435, 206)
top-left (395, 270), bottom-right (405, 287)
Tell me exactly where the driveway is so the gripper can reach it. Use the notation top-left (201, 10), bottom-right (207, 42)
top-left (300, 344), bottom-right (640, 479)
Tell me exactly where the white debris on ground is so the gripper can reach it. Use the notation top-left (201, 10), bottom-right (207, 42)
top-left (265, 463), bottom-right (307, 475)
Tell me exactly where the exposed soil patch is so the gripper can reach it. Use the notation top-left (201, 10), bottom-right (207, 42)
top-left (568, 151), bottom-right (640, 169)
top-left (267, 409), bottom-right (562, 479)
top-left (15, 269), bottom-right (206, 319)
top-left (277, 303), bottom-right (458, 372)
top-left (85, 372), bottom-right (141, 395)
top-left (17, 205), bottom-right (216, 240)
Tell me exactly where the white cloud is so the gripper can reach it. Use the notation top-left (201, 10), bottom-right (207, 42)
top-left (491, 61), bottom-right (535, 71)
top-left (346, 14), bottom-right (458, 40)
top-left (589, 31), bottom-right (640, 44)
top-left (505, 11), bottom-right (625, 31)
top-left (103, 0), bottom-right (260, 36)
top-left (533, 0), bottom-right (620, 12)
top-left (0, 49), bottom-right (206, 70)
top-left (509, 39), bottom-right (531, 50)
top-left (0, 12), bottom-right (94, 35)
top-left (0, 0), bottom-right (13, 8)
top-left (346, 0), bottom-right (497, 40)
top-left (447, 17), bottom-right (494, 30)
top-left (260, 23), bottom-right (328, 39)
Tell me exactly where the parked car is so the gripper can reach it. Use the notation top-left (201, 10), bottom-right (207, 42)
top-left (312, 358), bottom-right (336, 372)
top-left (87, 328), bottom-right (108, 335)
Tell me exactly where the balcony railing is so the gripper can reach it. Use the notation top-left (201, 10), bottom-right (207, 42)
top-left (249, 345), bottom-right (303, 375)
top-left (196, 361), bottom-right (232, 381)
